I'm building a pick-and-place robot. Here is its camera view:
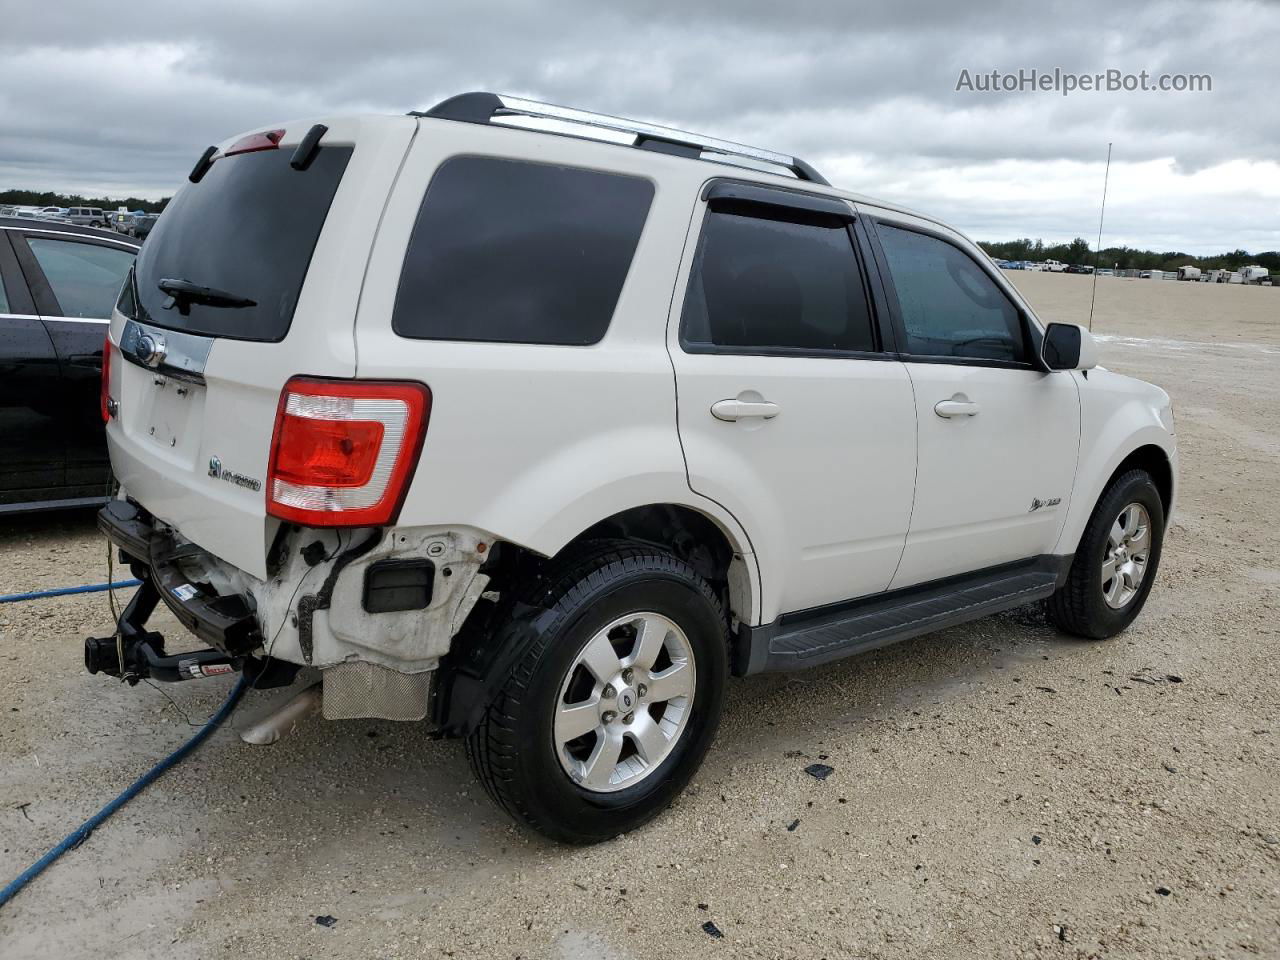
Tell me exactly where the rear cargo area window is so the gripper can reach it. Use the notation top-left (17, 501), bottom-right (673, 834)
top-left (127, 145), bottom-right (352, 342)
top-left (392, 156), bottom-right (653, 345)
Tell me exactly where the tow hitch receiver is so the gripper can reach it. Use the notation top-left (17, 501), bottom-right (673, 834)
top-left (84, 578), bottom-right (238, 684)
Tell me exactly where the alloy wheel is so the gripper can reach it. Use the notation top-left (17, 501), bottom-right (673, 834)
top-left (554, 612), bottom-right (696, 793)
top-left (1101, 501), bottom-right (1152, 609)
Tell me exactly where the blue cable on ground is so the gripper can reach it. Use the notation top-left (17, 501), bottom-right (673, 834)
top-left (0, 674), bottom-right (249, 910)
top-left (0, 580), bottom-right (142, 604)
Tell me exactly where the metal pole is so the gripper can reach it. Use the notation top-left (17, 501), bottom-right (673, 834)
top-left (1088, 143), bottom-right (1113, 331)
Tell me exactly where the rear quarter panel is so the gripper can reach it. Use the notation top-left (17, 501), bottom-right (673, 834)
top-left (352, 121), bottom-right (762, 618)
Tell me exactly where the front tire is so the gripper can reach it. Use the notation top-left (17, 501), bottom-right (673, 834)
top-left (465, 543), bottom-right (728, 844)
top-left (1048, 468), bottom-right (1165, 639)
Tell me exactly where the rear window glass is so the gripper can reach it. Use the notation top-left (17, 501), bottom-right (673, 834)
top-left (127, 145), bottom-right (351, 341)
top-left (392, 156), bottom-right (653, 345)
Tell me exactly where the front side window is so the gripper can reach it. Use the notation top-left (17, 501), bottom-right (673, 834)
top-left (26, 237), bottom-right (135, 319)
top-left (876, 224), bottom-right (1026, 363)
top-left (393, 156), bottom-right (654, 345)
top-left (681, 204), bottom-right (876, 353)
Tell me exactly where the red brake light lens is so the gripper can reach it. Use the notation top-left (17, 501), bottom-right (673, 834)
top-left (100, 334), bottom-right (114, 422)
top-left (266, 378), bottom-right (431, 527)
top-left (224, 128), bottom-right (285, 157)
top-left (272, 418), bottom-right (385, 488)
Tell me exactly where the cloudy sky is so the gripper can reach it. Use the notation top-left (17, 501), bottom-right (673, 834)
top-left (3, 0), bottom-right (1277, 254)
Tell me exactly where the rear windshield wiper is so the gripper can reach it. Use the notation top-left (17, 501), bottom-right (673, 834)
top-left (158, 277), bottom-right (257, 315)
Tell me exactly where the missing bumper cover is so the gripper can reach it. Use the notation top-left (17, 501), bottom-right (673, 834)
top-left (363, 558), bottom-right (435, 613)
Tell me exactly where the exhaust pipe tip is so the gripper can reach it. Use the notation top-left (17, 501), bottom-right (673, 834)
top-left (238, 684), bottom-right (321, 745)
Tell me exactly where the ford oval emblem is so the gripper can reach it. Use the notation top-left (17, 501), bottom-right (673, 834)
top-left (135, 333), bottom-right (167, 368)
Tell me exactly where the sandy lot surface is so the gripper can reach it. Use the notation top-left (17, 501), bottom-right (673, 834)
top-left (1, 272), bottom-right (1277, 959)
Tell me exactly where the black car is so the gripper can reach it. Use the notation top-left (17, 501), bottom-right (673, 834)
top-left (0, 217), bottom-right (139, 513)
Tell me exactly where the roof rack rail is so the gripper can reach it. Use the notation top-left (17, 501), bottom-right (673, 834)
top-left (411, 92), bottom-right (830, 186)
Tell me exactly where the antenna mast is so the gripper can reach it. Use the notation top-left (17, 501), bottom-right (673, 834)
top-left (1088, 142), bottom-right (1112, 331)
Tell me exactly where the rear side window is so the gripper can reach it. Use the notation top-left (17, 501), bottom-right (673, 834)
top-left (392, 156), bottom-right (653, 345)
top-left (876, 224), bottom-right (1026, 363)
top-left (681, 204), bottom-right (876, 353)
top-left (26, 237), bottom-right (135, 319)
top-left (128, 145), bottom-right (352, 341)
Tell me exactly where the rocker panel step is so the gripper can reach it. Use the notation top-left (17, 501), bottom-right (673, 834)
top-left (740, 555), bottom-right (1069, 675)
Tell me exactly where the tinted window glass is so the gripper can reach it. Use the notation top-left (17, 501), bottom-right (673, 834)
top-left (392, 156), bottom-right (653, 345)
top-left (682, 204), bottom-right (875, 353)
top-left (0, 272), bottom-right (9, 312)
top-left (877, 224), bottom-right (1025, 362)
top-left (129, 146), bottom-right (352, 341)
top-left (26, 237), bottom-right (135, 318)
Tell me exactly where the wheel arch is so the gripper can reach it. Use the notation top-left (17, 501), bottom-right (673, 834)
top-left (1110, 444), bottom-right (1174, 518)
top-left (436, 502), bottom-right (754, 738)
top-left (1056, 430), bottom-right (1176, 557)
top-left (502, 502), bottom-right (757, 629)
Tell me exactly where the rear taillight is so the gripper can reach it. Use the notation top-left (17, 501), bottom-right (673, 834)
top-left (100, 334), bottom-right (114, 422)
top-left (266, 378), bottom-right (431, 527)
top-left (225, 128), bottom-right (285, 157)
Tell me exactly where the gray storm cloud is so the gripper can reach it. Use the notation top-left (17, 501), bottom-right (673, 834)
top-left (1, 0), bottom-right (1275, 253)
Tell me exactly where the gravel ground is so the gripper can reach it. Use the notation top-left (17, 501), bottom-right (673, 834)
top-left (1, 272), bottom-right (1277, 959)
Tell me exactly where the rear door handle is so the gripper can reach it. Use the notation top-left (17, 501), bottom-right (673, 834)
top-left (934, 396), bottom-right (979, 418)
top-left (711, 399), bottom-right (780, 421)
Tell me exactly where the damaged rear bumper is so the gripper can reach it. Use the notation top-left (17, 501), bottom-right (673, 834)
top-left (92, 498), bottom-right (492, 720)
top-left (98, 500), bottom-right (262, 655)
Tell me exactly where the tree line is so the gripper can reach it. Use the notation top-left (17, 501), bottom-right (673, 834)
top-left (4, 187), bottom-right (1275, 274)
top-left (978, 237), bottom-right (1280, 274)
top-left (1, 189), bottom-right (169, 213)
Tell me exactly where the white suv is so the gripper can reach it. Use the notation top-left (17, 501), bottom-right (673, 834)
top-left (92, 94), bottom-right (1176, 843)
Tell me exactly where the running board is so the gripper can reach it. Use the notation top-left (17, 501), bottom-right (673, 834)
top-left (736, 555), bottom-right (1070, 675)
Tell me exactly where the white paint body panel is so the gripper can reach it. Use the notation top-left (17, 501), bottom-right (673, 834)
top-left (891, 362), bottom-right (1080, 587)
top-left (1054, 369), bottom-right (1177, 556)
top-left (671, 350), bottom-right (918, 621)
top-left (353, 119), bottom-right (762, 621)
top-left (106, 115), bottom-right (417, 579)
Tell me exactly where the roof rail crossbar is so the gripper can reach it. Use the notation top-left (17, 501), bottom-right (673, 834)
top-left (412, 92), bottom-right (830, 186)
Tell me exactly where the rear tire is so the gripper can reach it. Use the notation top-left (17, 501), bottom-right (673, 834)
top-left (465, 542), bottom-right (728, 844)
top-left (1048, 469), bottom-right (1165, 639)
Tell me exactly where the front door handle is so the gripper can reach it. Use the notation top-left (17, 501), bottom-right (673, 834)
top-left (711, 398), bottom-right (780, 421)
top-left (934, 396), bottom-right (979, 418)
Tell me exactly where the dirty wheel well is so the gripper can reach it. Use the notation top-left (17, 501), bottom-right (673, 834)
top-left (436, 505), bottom-right (747, 735)
top-left (575, 505), bottom-right (736, 588)
top-left (1109, 445), bottom-right (1173, 517)
top-left (486, 505), bottom-right (744, 622)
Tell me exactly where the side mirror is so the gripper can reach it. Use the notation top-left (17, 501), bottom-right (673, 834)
top-left (1042, 322), bottom-right (1098, 371)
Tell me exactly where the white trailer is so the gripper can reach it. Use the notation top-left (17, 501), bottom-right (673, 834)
top-left (1241, 265), bottom-right (1269, 284)
top-left (1177, 265), bottom-right (1201, 281)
